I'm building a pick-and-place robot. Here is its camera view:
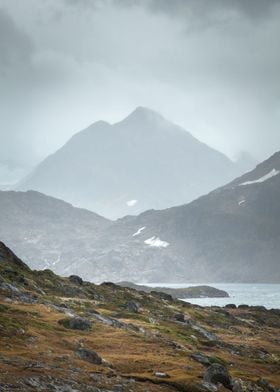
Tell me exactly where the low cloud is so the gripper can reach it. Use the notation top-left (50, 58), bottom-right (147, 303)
top-left (0, 0), bottom-right (279, 167)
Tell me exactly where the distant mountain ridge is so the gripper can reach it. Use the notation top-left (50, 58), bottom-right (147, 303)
top-left (2, 150), bottom-right (280, 283)
top-left (18, 107), bottom-right (241, 219)
top-left (96, 150), bottom-right (280, 283)
top-left (0, 190), bottom-right (111, 272)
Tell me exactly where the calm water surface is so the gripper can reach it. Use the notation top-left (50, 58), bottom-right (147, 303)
top-left (143, 283), bottom-right (280, 309)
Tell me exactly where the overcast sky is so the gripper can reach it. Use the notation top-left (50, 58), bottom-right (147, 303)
top-left (0, 0), bottom-right (280, 168)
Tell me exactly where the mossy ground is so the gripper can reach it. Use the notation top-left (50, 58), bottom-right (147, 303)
top-left (0, 295), bottom-right (280, 391)
top-left (0, 245), bottom-right (280, 391)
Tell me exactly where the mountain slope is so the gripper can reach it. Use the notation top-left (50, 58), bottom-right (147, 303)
top-left (18, 107), bottom-right (240, 219)
top-left (3, 152), bottom-right (280, 283)
top-left (0, 190), bottom-right (111, 272)
top-left (1, 242), bottom-right (280, 391)
top-left (98, 151), bottom-right (280, 283)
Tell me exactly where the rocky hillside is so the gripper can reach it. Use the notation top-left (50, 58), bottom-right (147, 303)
top-left (18, 107), bottom-right (240, 219)
top-left (0, 190), bottom-right (111, 272)
top-left (83, 150), bottom-right (280, 283)
top-left (2, 151), bottom-right (280, 283)
top-left (0, 242), bottom-right (280, 391)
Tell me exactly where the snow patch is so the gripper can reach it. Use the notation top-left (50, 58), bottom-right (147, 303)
top-left (132, 226), bottom-right (146, 237)
top-left (127, 199), bottom-right (138, 207)
top-left (239, 169), bottom-right (280, 186)
top-left (144, 236), bottom-right (169, 248)
top-left (51, 254), bottom-right (61, 266)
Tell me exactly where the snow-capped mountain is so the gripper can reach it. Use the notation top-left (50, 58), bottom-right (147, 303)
top-left (18, 107), bottom-right (240, 219)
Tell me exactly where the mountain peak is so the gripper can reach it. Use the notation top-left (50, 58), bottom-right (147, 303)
top-left (123, 106), bottom-right (165, 125)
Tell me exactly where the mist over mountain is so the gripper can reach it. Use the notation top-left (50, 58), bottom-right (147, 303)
top-left (0, 160), bottom-right (29, 190)
top-left (97, 151), bottom-right (280, 283)
top-left (0, 190), bottom-right (110, 273)
top-left (1, 1), bottom-right (280, 388)
top-left (234, 151), bottom-right (258, 174)
top-left (18, 107), bottom-right (242, 219)
top-left (3, 151), bottom-right (280, 283)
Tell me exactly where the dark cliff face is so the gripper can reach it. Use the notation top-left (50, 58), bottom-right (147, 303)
top-left (18, 107), bottom-right (240, 219)
top-left (0, 241), bottom-right (29, 271)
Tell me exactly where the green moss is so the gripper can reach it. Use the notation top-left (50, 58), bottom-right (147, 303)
top-left (58, 318), bottom-right (72, 329)
top-left (208, 356), bottom-right (226, 366)
top-left (0, 314), bottom-right (24, 331)
top-left (0, 304), bottom-right (9, 312)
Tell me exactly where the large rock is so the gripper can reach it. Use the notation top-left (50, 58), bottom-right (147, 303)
top-left (58, 317), bottom-right (92, 331)
top-left (69, 275), bottom-right (83, 286)
top-left (123, 300), bottom-right (140, 313)
top-left (174, 313), bottom-right (185, 322)
top-left (75, 348), bottom-right (102, 365)
top-left (204, 363), bottom-right (232, 389)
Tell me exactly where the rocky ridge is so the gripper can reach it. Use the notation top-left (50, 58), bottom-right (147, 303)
top-left (117, 282), bottom-right (229, 299)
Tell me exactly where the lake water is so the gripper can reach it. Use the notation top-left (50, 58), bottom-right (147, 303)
top-left (144, 283), bottom-right (280, 309)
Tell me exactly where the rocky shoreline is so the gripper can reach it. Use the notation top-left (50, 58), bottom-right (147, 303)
top-left (117, 281), bottom-right (229, 299)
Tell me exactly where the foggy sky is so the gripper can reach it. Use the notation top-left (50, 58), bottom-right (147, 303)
top-left (0, 0), bottom-right (280, 169)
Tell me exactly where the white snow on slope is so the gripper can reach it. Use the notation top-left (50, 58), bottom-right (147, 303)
top-left (127, 199), bottom-right (138, 207)
top-left (144, 236), bottom-right (169, 248)
top-left (239, 169), bottom-right (280, 186)
top-left (132, 226), bottom-right (146, 237)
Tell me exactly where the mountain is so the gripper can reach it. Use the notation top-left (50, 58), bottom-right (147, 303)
top-left (3, 151), bottom-right (280, 283)
top-left (1, 242), bottom-right (279, 392)
top-left (0, 190), bottom-right (111, 273)
top-left (234, 151), bottom-right (258, 173)
top-left (0, 159), bottom-right (29, 189)
top-left (93, 151), bottom-right (280, 283)
top-left (18, 107), bottom-right (240, 219)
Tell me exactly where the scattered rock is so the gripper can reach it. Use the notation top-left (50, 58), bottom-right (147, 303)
top-left (151, 291), bottom-right (173, 301)
top-left (191, 352), bottom-right (211, 366)
top-left (0, 282), bottom-right (20, 294)
top-left (58, 317), bottom-right (92, 331)
top-left (200, 381), bottom-right (218, 392)
top-left (174, 312), bottom-right (185, 322)
top-left (225, 304), bottom-right (237, 309)
top-left (251, 306), bottom-right (267, 312)
top-left (101, 282), bottom-right (118, 288)
top-left (204, 363), bottom-right (232, 389)
top-left (257, 377), bottom-right (278, 391)
top-left (232, 379), bottom-right (244, 392)
top-left (75, 348), bottom-right (102, 365)
top-left (191, 323), bottom-right (218, 342)
top-left (154, 372), bottom-right (170, 378)
top-left (25, 377), bottom-right (41, 388)
top-left (123, 300), bottom-right (140, 313)
top-left (92, 313), bottom-right (139, 332)
top-left (238, 305), bottom-right (249, 309)
top-left (69, 275), bottom-right (83, 286)
top-left (270, 308), bottom-right (280, 316)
